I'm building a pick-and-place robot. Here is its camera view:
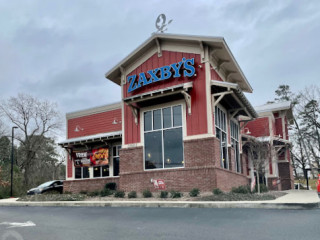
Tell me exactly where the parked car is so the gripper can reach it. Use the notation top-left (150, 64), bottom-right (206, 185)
top-left (27, 180), bottom-right (64, 195)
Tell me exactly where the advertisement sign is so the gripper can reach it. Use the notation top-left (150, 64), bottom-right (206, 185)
top-left (152, 179), bottom-right (166, 190)
top-left (73, 148), bottom-right (109, 167)
top-left (127, 57), bottom-right (196, 93)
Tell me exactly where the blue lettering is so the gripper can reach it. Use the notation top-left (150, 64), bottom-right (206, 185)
top-left (159, 65), bottom-right (172, 80)
top-left (127, 75), bottom-right (138, 93)
top-left (137, 72), bottom-right (151, 87)
top-left (147, 68), bottom-right (161, 82)
top-left (170, 61), bottom-right (183, 78)
top-left (183, 58), bottom-right (195, 77)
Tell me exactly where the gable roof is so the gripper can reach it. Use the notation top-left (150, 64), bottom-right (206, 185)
top-left (105, 33), bottom-right (253, 93)
top-left (255, 101), bottom-right (294, 121)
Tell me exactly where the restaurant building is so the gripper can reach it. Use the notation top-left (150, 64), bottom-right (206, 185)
top-left (59, 33), bottom-right (294, 193)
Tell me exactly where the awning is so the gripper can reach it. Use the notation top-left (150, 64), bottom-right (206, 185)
top-left (211, 80), bottom-right (258, 119)
top-left (58, 131), bottom-right (122, 148)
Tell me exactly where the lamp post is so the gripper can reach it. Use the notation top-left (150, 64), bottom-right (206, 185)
top-left (10, 126), bottom-right (18, 197)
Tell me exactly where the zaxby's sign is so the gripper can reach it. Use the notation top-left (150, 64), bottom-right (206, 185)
top-left (127, 57), bottom-right (196, 93)
top-left (72, 148), bottom-right (109, 167)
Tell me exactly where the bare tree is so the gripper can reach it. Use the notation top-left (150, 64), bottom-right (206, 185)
top-left (0, 93), bottom-right (62, 188)
top-left (244, 138), bottom-right (271, 193)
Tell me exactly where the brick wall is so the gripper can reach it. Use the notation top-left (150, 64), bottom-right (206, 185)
top-left (267, 177), bottom-right (281, 191)
top-left (63, 177), bottom-right (120, 193)
top-left (184, 137), bottom-right (219, 168)
top-left (215, 168), bottom-right (248, 191)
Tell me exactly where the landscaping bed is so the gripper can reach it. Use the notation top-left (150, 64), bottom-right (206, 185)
top-left (18, 191), bottom-right (286, 202)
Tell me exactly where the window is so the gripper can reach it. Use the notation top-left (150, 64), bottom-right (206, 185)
top-left (113, 145), bottom-right (121, 176)
top-left (75, 167), bottom-right (89, 179)
top-left (93, 165), bottom-right (110, 178)
top-left (144, 105), bottom-right (184, 169)
top-left (231, 120), bottom-right (241, 173)
top-left (215, 106), bottom-right (228, 169)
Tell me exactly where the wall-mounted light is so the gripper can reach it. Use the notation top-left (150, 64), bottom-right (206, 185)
top-left (74, 125), bottom-right (84, 132)
top-left (244, 128), bottom-right (251, 135)
top-left (112, 118), bottom-right (122, 125)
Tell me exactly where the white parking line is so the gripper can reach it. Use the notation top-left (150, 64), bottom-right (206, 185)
top-left (0, 221), bottom-right (36, 228)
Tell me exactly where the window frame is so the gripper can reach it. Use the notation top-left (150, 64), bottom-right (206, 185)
top-left (215, 105), bottom-right (229, 170)
top-left (230, 119), bottom-right (241, 173)
top-left (142, 102), bottom-right (185, 171)
top-left (112, 144), bottom-right (121, 176)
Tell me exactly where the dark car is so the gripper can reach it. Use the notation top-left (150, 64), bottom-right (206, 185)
top-left (27, 180), bottom-right (64, 195)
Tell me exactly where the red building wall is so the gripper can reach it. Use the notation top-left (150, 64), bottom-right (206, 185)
top-left (245, 117), bottom-right (270, 137)
top-left (123, 51), bottom-right (208, 144)
top-left (68, 109), bottom-right (122, 139)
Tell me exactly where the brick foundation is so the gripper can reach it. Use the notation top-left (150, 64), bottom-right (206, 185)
top-left (267, 177), bottom-right (281, 191)
top-left (63, 177), bottom-right (120, 193)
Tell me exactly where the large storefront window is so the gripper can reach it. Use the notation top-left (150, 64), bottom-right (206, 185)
top-left (144, 105), bottom-right (183, 169)
top-left (215, 106), bottom-right (228, 169)
top-left (113, 145), bottom-right (121, 176)
top-left (231, 120), bottom-right (241, 173)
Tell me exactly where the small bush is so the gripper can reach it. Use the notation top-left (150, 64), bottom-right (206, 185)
top-left (189, 188), bottom-right (200, 197)
top-left (114, 190), bottom-right (125, 198)
top-left (87, 191), bottom-right (100, 197)
top-left (128, 191), bottom-right (137, 199)
top-left (63, 191), bottom-right (72, 195)
top-left (142, 190), bottom-right (152, 198)
top-left (105, 182), bottom-right (117, 191)
top-left (231, 185), bottom-right (251, 194)
top-left (79, 190), bottom-right (88, 195)
top-left (255, 184), bottom-right (268, 193)
top-left (159, 191), bottom-right (168, 198)
top-left (170, 190), bottom-right (183, 198)
top-left (100, 188), bottom-right (113, 197)
top-left (213, 188), bottom-right (223, 195)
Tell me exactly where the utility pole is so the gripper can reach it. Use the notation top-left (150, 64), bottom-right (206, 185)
top-left (11, 126), bottom-right (18, 197)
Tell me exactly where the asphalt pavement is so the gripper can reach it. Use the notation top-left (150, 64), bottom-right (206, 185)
top-left (0, 206), bottom-right (320, 240)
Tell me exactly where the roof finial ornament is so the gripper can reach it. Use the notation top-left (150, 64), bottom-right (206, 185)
top-left (155, 14), bottom-right (173, 33)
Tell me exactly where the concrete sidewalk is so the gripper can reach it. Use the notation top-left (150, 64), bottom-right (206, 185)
top-left (0, 190), bottom-right (319, 210)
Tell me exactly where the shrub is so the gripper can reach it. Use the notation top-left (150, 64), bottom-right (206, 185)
top-left (100, 188), bottom-right (113, 197)
top-left (213, 188), bottom-right (223, 195)
top-left (159, 191), bottom-right (168, 198)
top-left (87, 191), bottom-right (100, 197)
top-left (170, 190), bottom-right (183, 198)
top-left (142, 190), bottom-right (152, 198)
top-left (128, 191), bottom-right (137, 199)
top-left (114, 190), bottom-right (125, 198)
top-left (231, 185), bottom-right (251, 194)
top-left (255, 184), bottom-right (268, 193)
top-left (189, 188), bottom-right (200, 197)
top-left (105, 182), bottom-right (117, 191)
top-left (63, 191), bottom-right (72, 195)
top-left (79, 190), bottom-right (88, 195)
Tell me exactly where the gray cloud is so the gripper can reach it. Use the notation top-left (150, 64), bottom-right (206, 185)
top-left (0, 0), bottom-right (319, 135)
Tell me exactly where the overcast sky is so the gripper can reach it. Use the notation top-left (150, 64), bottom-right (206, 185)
top-left (0, 1), bottom-right (319, 129)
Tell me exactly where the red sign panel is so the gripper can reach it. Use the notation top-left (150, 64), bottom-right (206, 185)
top-left (72, 148), bottom-right (109, 167)
top-left (152, 179), bottom-right (166, 190)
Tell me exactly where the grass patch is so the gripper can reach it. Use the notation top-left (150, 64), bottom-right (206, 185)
top-left (18, 194), bottom-right (86, 202)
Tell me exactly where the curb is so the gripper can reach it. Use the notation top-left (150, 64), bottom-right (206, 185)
top-left (0, 201), bottom-right (319, 210)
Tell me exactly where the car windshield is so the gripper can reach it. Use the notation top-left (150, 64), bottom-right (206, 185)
top-left (37, 181), bottom-right (56, 188)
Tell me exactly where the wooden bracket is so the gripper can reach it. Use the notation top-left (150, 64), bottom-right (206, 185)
top-left (155, 38), bottom-right (162, 57)
top-left (120, 66), bottom-right (126, 85)
top-left (128, 104), bottom-right (138, 125)
top-left (182, 91), bottom-right (191, 115)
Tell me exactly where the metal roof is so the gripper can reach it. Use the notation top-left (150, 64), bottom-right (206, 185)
top-left (211, 80), bottom-right (258, 118)
top-left (58, 131), bottom-right (122, 146)
top-left (255, 101), bottom-right (291, 113)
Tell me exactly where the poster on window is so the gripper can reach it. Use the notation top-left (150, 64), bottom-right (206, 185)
top-left (72, 148), bottom-right (109, 167)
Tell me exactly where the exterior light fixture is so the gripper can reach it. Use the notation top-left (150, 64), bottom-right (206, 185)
top-left (74, 125), bottom-right (84, 132)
